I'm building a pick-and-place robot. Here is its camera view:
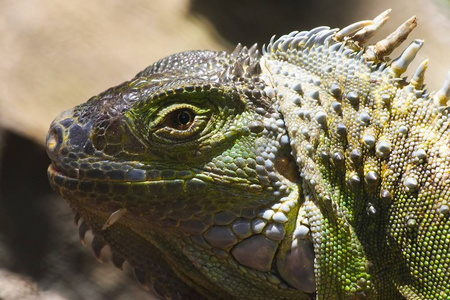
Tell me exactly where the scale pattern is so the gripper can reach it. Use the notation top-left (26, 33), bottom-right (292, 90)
top-left (46, 10), bottom-right (450, 299)
top-left (263, 15), bottom-right (450, 298)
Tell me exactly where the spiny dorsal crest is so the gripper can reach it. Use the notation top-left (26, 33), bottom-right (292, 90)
top-left (263, 9), bottom-right (450, 107)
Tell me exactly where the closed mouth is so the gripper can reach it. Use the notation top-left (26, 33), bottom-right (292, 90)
top-left (48, 164), bottom-right (77, 179)
top-left (47, 159), bottom-right (200, 183)
top-left (47, 163), bottom-right (210, 203)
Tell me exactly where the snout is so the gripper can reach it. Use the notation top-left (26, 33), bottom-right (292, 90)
top-left (46, 107), bottom-right (94, 175)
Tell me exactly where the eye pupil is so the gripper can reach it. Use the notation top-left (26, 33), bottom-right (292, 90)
top-left (177, 110), bottom-right (191, 125)
top-left (165, 109), bottom-right (194, 130)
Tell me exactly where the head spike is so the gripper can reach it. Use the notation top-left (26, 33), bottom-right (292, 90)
top-left (366, 16), bottom-right (418, 62)
top-left (410, 59), bottom-right (428, 90)
top-left (272, 38), bottom-right (283, 52)
top-left (291, 36), bottom-right (307, 49)
top-left (220, 65), bottom-right (231, 81)
top-left (247, 60), bottom-right (262, 75)
top-left (233, 61), bottom-right (245, 77)
top-left (295, 30), bottom-right (308, 38)
top-left (231, 43), bottom-right (243, 57)
top-left (335, 20), bottom-right (373, 41)
top-left (373, 8), bottom-right (392, 24)
top-left (268, 35), bottom-right (276, 51)
top-left (390, 39), bottom-right (424, 77)
top-left (287, 30), bottom-right (299, 37)
top-left (306, 26), bottom-right (330, 38)
top-left (315, 29), bottom-right (338, 45)
top-left (261, 44), bottom-right (267, 55)
top-left (352, 9), bottom-right (391, 44)
top-left (434, 71), bottom-right (450, 107)
top-left (248, 43), bottom-right (258, 57)
top-left (305, 33), bottom-right (319, 48)
top-left (281, 37), bottom-right (294, 52)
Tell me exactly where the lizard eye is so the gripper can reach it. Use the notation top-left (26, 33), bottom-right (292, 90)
top-left (147, 102), bottom-right (212, 143)
top-left (165, 109), bottom-right (195, 130)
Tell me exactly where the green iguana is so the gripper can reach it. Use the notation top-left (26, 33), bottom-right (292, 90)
top-left (46, 10), bottom-right (450, 299)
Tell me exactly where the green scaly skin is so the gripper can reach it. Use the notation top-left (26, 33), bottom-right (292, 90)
top-left (46, 10), bottom-right (450, 299)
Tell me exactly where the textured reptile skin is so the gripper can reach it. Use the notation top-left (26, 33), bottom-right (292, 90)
top-left (47, 10), bottom-right (450, 299)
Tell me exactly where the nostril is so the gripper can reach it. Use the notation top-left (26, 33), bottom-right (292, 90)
top-left (47, 125), bottom-right (63, 153)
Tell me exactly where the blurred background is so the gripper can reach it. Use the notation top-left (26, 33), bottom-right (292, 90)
top-left (0, 0), bottom-right (449, 299)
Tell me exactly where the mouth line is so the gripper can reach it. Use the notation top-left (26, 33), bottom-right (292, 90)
top-left (48, 164), bottom-right (74, 177)
top-left (47, 163), bottom-right (257, 195)
top-left (47, 163), bottom-right (210, 199)
top-left (47, 163), bottom-right (198, 184)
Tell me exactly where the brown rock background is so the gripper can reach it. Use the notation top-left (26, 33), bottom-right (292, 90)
top-left (0, 1), bottom-right (448, 299)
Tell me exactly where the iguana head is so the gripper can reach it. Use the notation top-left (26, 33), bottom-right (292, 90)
top-left (46, 47), bottom-right (314, 299)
